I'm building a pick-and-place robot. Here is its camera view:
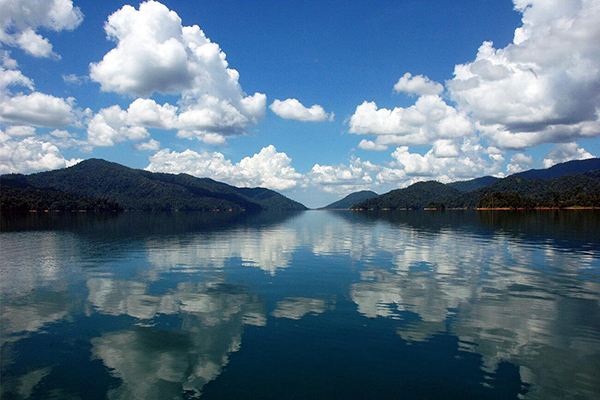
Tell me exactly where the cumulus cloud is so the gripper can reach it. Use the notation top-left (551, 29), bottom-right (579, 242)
top-left (309, 136), bottom-right (506, 195)
top-left (4, 125), bottom-right (35, 138)
top-left (1, 53), bottom-right (76, 128)
top-left (269, 98), bottom-right (333, 122)
top-left (348, 95), bottom-right (473, 146)
top-left (306, 159), bottom-right (374, 194)
top-left (0, 134), bottom-right (82, 174)
top-left (358, 139), bottom-right (388, 151)
top-left (432, 139), bottom-right (459, 158)
top-left (393, 73), bottom-right (444, 96)
top-left (0, 0), bottom-right (83, 58)
top-left (542, 142), bottom-right (594, 168)
top-left (86, 105), bottom-right (149, 147)
top-left (391, 147), bottom-right (435, 176)
top-left (49, 129), bottom-right (73, 138)
top-left (0, 64), bottom-right (33, 92)
top-left (89, 1), bottom-right (265, 138)
top-left (506, 153), bottom-right (534, 174)
top-left (390, 142), bottom-right (503, 183)
top-left (133, 139), bottom-right (160, 151)
top-left (125, 98), bottom-right (178, 130)
top-left (0, 92), bottom-right (75, 127)
top-left (448, 0), bottom-right (600, 148)
top-left (146, 145), bottom-right (302, 191)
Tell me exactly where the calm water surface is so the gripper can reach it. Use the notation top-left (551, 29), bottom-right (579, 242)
top-left (1, 210), bottom-right (599, 399)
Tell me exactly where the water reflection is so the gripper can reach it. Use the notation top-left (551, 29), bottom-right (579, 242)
top-left (333, 211), bottom-right (600, 399)
top-left (90, 281), bottom-right (265, 399)
top-left (271, 297), bottom-right (335, 320)
top-left (1, 210), bottom-right (599, 399)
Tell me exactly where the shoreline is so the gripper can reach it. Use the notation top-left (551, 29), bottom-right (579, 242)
top-left (346, 207), bottom-right (600, 211)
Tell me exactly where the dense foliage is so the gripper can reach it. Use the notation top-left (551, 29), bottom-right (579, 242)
top-left (1, 186), bottom-right (123, 213)
top-left (236, 187), bottom-right (307, 210)
top-left (1, 159), bottom-right (307, 212)
top-left (447, 176), bottom-right (499, 192)
top-left (514, 158), bottom-right (600, 180)
top-left (352, 182), bottom-right (461, 210)
top-left (352, 166), bottom-right (600, 210)
top-left (322, 190), bottom-right (378, 209)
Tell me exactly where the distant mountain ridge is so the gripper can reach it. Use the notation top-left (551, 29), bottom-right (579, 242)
top-left (352, 158), bottom-right (600, 210)
top-left (448, 176), bottom-right (500, 192)
top-left (514, 158), bottom-right (600, 180)
top-left (1, 159), bottom-right (307, 212)
top-left (321, 190), bottom-right (378, 209)
top-left (354, 181), bottom-right (461, 210)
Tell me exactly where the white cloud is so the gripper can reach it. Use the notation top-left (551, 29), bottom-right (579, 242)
top-left (542, 142), bottom-right (594, 168)
top-left (432, 139), bottom-right (460, 158)
top-left (358, 139), bottom-right (388, 151)
top-left (506, 153), bottom-right (534, 174)
top-left (0, 135), bottom-right (81, 174)
top-left (125, 98), bottom-right (178, 130)
top-left (5, 125), bottom-right (35, 138)
top-left (61, 73), bottom-right (88, 85)
top-left (393, 73), bottom-right (444, 96)
top-left (15, 29), bottom-right (55, 59)
top-left (305, 158), bottom-right (375, 194)
top-left (308, 138), bottom-right (505, 195)
top-left (146, 145), bottom-right (302, 191)
top-left (1, 55), bottom-right (77, 128)
top-left (0, 92), bottom-right (75, 127)
top-left (49, 129), bottom-right (73, 138)
top-left (0, 0), bottom-right (83, 58)
top-left (348, 95), bottom-right (473, 146)
top-left (89, 1), bottom-right (265, 138)
top-left (269, 98), bottom-right (333, 122)
top-left (85, 95), bottom-right (267, 147)
top-left (86, 106), bottom-right (149, 147)
top-left (391, 147), bottom-right (436, 176)
top-left (176, 130), bottom-right (227, 146)
top-left (133, 139), bottom-right (160, 151)
top-left (448, 0), bottom-right (600, 149)
top-left (0, 65), bottom-right (33, 92)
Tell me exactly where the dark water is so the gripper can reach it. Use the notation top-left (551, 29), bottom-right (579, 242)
top-left (1, 210), bottom-right (599, 400)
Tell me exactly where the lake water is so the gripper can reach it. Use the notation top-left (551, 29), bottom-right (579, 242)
top-left (1, 210), bottom-right (599, 399)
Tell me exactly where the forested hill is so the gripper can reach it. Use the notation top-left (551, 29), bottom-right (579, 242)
top-left (448, 176), bottom-right (500, 192)
top-left (354, 182), bottom-right (461, 210)
top-left (514, 158), bottom-right (600, 180)
top-left (351, 158), bottom-right (600, 211)
top-left (321, 190), bottom-right (378, 209)
top-left (352, 170), bottom-right (600, 210)
top-left (449, 170), bottom-right (600, 209)
top-left (0, 159), bottom-right (307, 212)
top-left (1, 186), bottom-right (123, 213)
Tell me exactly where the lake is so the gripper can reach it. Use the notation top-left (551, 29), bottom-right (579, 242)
top-left (1, 210), bottom-right (599, 399)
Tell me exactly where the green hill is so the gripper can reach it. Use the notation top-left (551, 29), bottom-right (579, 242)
top-left (321, 190), bottom-right (378, 209)
top-left (514, 158), bottom-right (600, 180)
top-left (448, 176), bottom-right (500, 192)
top-left (1, 159), bottom-right (307, 212)
top-left (352, 181), bottom-right (461, 210)
top-left (448, 171), bottom-right (600, 208)
top-left (352, 158), bottom-right (600, 211)
top-left (1, 186), bottom-right (123, 213)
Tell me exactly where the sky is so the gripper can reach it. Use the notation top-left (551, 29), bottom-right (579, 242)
top-left (1, 0), bottom-right (599, 208)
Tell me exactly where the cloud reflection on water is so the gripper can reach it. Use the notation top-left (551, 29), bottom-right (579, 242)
top-left (0, 210), bottom-right (599, 399)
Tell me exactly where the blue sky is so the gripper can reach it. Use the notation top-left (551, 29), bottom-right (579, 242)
top-left (1, 0), bottom-right (599, 208)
